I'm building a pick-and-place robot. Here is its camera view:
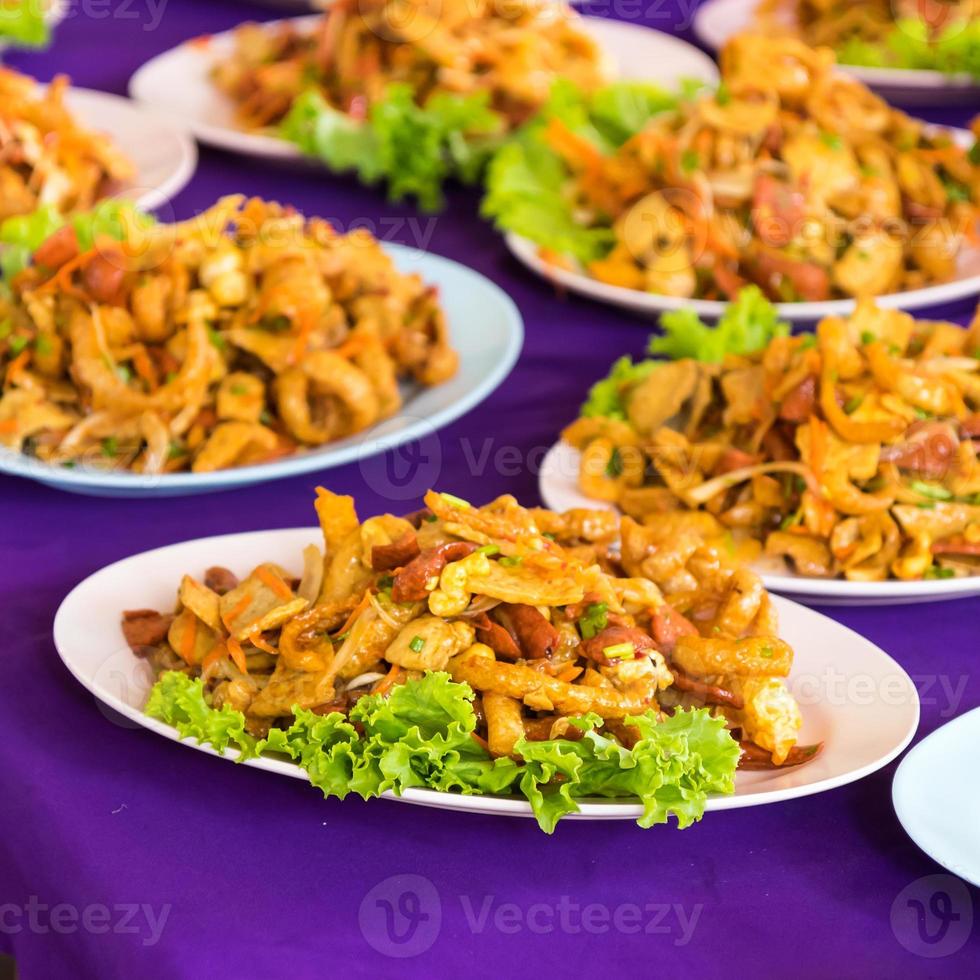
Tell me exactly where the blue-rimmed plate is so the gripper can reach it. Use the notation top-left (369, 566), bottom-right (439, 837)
top-left (0, 245), bottom-right (523, 497)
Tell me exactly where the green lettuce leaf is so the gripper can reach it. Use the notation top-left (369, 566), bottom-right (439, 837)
top-left (0, 1), bottom-right (49, 48)
top-left (580, 354), bottom-right (660, 420)
top-left (282, 84), bottom-right (503, 211)
top-left (579, 288), bottom-right (790, 419)
top-left (482, 78), bottom-right (684, 264)
top-left (0, 200), bottom-right (153, 281)
top-left (838, 17), bottom-right (980, 78)
top-left (516, 710), bottom-right (739, 833)
top-left (649, 285), bottom-right (790, 363)
top-left (144, 670), bottom-right (738, 833)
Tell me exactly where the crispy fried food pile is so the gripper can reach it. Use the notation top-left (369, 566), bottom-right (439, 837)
top-left (123, 488), bottom-right (815, 769)
top-left (0, 68), bottom-right (134, 222)
top-left (212, 0), bottom-right (608, 129)
top-left (0, 195), bottom-right (457, 473)
top-left (564, 300), bottom-right (980, 581)
top-left (542, 32), bottom-right (979, 300)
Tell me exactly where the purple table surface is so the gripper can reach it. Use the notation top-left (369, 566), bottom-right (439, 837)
top-left (2, 1), bottom-right (978, 977)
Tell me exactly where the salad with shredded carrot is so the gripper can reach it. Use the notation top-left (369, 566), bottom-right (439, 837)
top-left (0, 196), bottom-right (456, 474)
top-left (563, 289), bottom-right (980, 581)
top-left (129, 487), bottom-right (820, 832)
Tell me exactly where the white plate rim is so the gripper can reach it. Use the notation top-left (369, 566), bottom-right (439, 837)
top-left (0, 243), bottom-right (523, 494)
top-left (540, 440), bottom-right (980, 605)
top-left (505, 191), bottom-right (980, 323)
top-left (892, 707), bottom-right (980, 886)
top-left (692, 0), bottom-right (980, 95)
top-left (128, 14), bottom-right (719, 161)
top-left (52, 526), bottom-right (920, 821)
top-left (59, 86), bottom-right (198, 213)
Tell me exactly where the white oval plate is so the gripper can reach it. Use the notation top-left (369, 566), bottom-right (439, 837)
top-left (53, 527), bottom-right (919, 822)
top-left (540, 441), bottom-right (980, 606)
top-left (692, 0), bottom-right (980, 105)
top-left (506, 150), bottom-right (980, 323)
top-left (128, 14), bottom-right (719, 161)
top-left (61, 87), bottom-right (197, 213)
top-left (0, 245), bottom-right (522, 496)
top-left (893, 708), bottom-right (980, 886)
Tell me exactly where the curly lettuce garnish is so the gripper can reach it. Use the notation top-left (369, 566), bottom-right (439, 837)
top-left (281, 84), bottom-right (504, 211)
top-left (482, 78), bottom-right (702, 264)
top-left (0, 0), bottom-right (49, 49)
top-left (580, 287), bottom-right (790, 419)
top-left (146, 670), bottom-right (738, 833)
top-left (837, 18), bottom-right (980, 78)
top-left (0, 200), bottom-right (153, 282)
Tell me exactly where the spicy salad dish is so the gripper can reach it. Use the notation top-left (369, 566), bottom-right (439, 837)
top-left (0, 195), bottom-right (457, 474)
top-left (485, 33), bottom-right (980, 305)
top-left (753, 0), bottom-right (980, 80)
top-left (0, 68), bottom-right (135, 223)
top-left (211, 0), bottom-right (608, 208)
top-left (560, 289), bottom-right (980, 583)
top-left (126, 488), bottom-right (820, 832)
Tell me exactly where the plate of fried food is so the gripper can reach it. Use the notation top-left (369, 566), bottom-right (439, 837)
top-left (694, 0), bottom-right (980, 104)
top-left (540, 289), bottom-right (980, 605)
top-left (0, 67), bottom-right (196, 219)
top-left (128, 1), bottom-right (718, 207)
top-left (0, 195), bottom-right (522, 495)
top-left (53, 487), bottom-right (918, 832)
top-left (487, 32), bottom-right (980, 322)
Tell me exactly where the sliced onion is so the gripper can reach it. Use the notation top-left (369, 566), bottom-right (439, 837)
top-left (456, 596), bottom-right (502, 618)
top-left (343, 671), bottom-right (387, 692)
top-left (684, 461), bottom-right (818, 506)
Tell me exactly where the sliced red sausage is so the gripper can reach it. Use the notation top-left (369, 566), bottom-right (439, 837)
top-left (391, 541), bottom-right (477, 602)
top-left (121, 609), bottom-right (174, 650)
top-left (371, 531), bottom-right (421, 571)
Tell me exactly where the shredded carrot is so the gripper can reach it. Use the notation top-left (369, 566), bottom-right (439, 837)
top-left (555, 664), bottom-right (583, 684)
top-left (257, 565), bottom-right (293, 600)
top-left (226, 637), bottom-right (248, 674)
top-left (223, 594), bottom-right (252, 631)
top-left (5, 349), bottom-right (31, 383)
top-left (247, 631), bottom-right (278, 656)
top-left (132, 346), bottom-right (158, 391)
top-left (332, 334), bottom-right (371, 360)
top-left (372, 663), bottom-right (402, 696)
top-left (202, 643), bottom-right (227, 674)
top-left (0, 418), bottom-right (18, 434)
top-left (337, 590), bottom-right (371, 637)
top-left (36, 246), bottom-right (100, 298)
top-left (808, 415), bottom-right (827, 490)
top-left (178, 615), bottom-right (197, 665)
top-left (289, 311), bottom-right (317, 365)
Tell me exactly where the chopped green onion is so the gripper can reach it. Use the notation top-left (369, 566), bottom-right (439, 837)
top-left (860, 330), bottom-right (875, 345)
top-left (207, 328), bottom-right (226, 350)
top-left (116, 364), bottom-right (132, 384)
top-left (605, 447), bottom-right (623, 478)
top-left (377, 574), bottom-right (394, 592)
top-left (925, 565), bottom-right (955, 580)
top-left (476, 544), bottom-right (500, 556)
top-left (820, 131), bottom-right (843, 150)
top-left (167, 441), bottom-right (186, 460)
top-left (0, 321), bottom-right (10, 340)
top-left (799, 334), bottom-right (817, 350)
top-left (409, 635), bottom-right (425, 653)
top-left (602, 642), bottom-right (635, 661)
top-left (230, 383), bottom-right (249, 396)
top-left (440, 492), bottom-right (470, 509)
top-left (101, 437), bottom-right (118, 457)
top-left (844, 395), bottom-right (864, 414)
top-left (779, 510), bottom-right (801, 531)
top-left (680, 149), bottom-right (699, 174)
top-left (7, 334), bottom-right (28, 354)
top-left (259, 410), bottom-right (273, 426)
top-left (908, 481), bottom-right (952, 501)
top-left (913, 407), bottom-right (931, 420)
top-left (760, 645), bottom-right (774, 659)
top-left (498, 556), bottom-right (523, 568)
top-left (578, 602), bottom-right (608, 640)
top-left (34, 334), bottom-right (53, 356)
top-left (715, 82), bottom-right (731, 106)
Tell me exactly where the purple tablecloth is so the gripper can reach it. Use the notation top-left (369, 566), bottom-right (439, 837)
top-left (2, 2), bottom-right (978, 976)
